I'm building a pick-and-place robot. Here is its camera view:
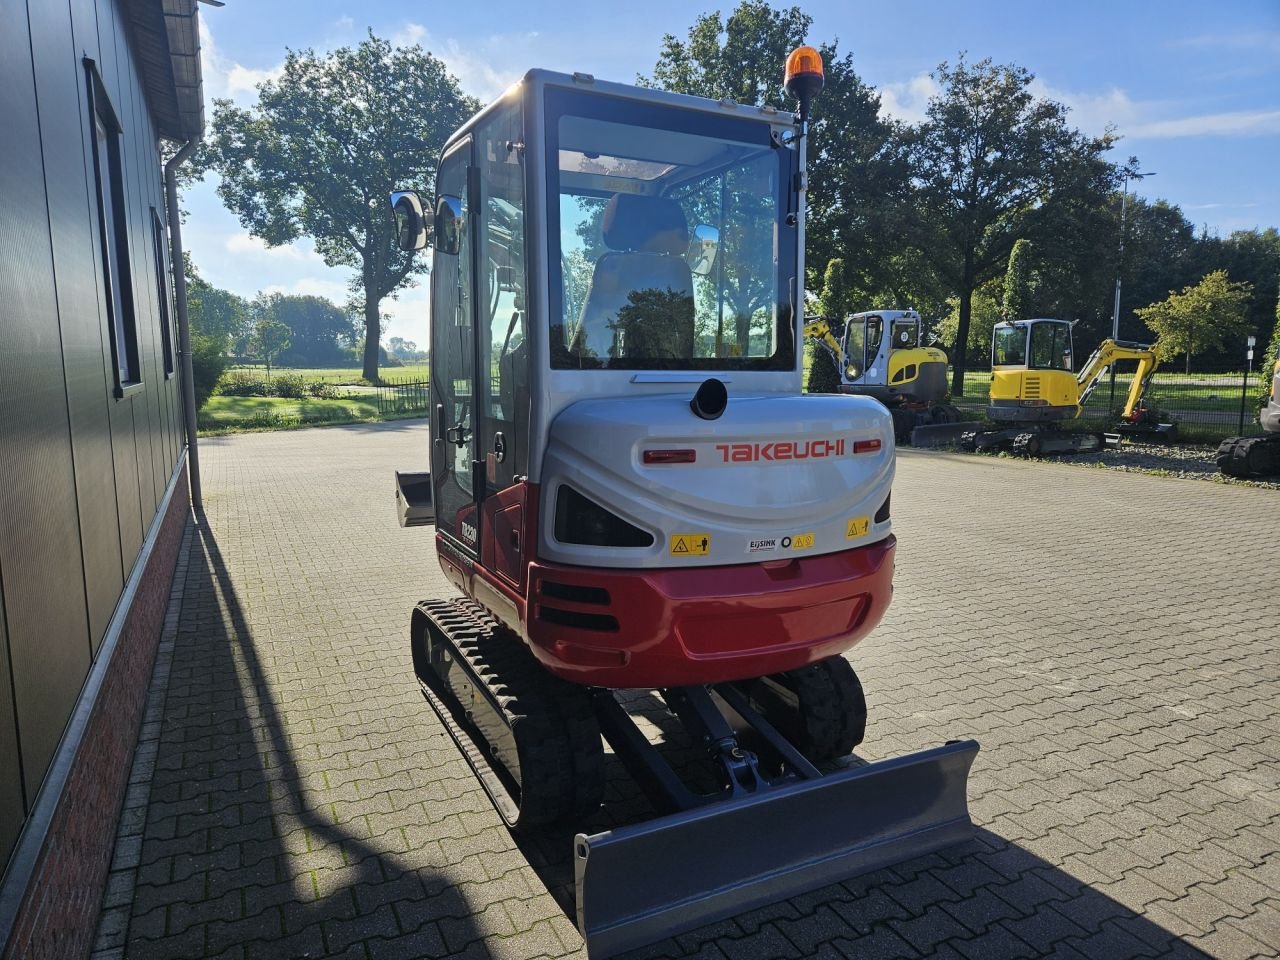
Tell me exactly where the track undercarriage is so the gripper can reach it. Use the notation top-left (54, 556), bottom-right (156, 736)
top-left (1216, 433), bottom-right (1280, 478)
top-left (959, 424), bottom-right (1106, 457)
top-left (410, 598), bottom-right (978, 957)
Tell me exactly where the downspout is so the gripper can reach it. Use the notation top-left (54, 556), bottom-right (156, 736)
top-left (163, 138), bottom-right (203, 512)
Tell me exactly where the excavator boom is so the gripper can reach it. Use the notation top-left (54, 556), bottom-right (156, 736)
top-left (1075, 338), bottom-right (1162, 419)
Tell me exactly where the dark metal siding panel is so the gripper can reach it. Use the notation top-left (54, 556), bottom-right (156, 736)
top-left (0, 563), bottom-right (27, 868)
top-left (0, 2), bottom-right (94, 799)
top-left (32, 0), bottom-right (126, 652)
top-left (94, 0), bottom-right (145, 565)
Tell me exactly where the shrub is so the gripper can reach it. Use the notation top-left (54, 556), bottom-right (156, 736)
top-left (190, 333), bottom-right (230, 409)
top-left (217, 370), bottom-right (270, 397)
top-left (307, 380), bottom-right (340, 399)
top-left (271, 372), bottom-right (307, 399)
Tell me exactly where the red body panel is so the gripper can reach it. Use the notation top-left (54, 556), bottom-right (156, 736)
top-left (437, 482), bottom-right (895, 689)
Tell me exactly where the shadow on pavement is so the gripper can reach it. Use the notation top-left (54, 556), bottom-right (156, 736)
top-left (122, 520), bottom-right (497, 959)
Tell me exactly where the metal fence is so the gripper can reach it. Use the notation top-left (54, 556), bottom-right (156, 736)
top-left (371, 378), bottom-right (430, 416)
top-left (958, 367), bottom-right (1272, 440)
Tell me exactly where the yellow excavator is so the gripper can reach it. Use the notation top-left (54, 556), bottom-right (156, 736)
top-left (805, 309), bottom-right (964, 439)
top-left (934, 318), bottom-right (1171, 455)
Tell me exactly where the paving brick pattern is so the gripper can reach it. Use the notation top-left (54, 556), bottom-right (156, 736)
top-left (91, 426), bottom-right (1279, 959)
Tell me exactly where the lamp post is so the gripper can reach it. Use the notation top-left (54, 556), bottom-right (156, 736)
top-left (1109, 169), bottom-right (1156, 412)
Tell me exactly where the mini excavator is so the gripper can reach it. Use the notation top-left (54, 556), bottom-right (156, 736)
top-left (805, 309), bottom-right (965, 439)
top-left (914, 317), bottom-right (1171, 455)
top-left (389, 47), bottom-right (977, 958)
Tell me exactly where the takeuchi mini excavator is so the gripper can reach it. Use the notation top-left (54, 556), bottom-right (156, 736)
top-left (388, 47), bottom-right (977, 958)
top-left (805, 309), bottom-right (965, 439)
top-left (1217, 348), bottom-right (1280, 478)
top-left (942, 317), bottom-right (1170, 456)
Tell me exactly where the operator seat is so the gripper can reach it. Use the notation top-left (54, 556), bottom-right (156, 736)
top-left (574, 194), bottom-right (695, 362)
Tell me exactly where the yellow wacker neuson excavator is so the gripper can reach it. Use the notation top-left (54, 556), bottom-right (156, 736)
top-left (805, 309), bottom-right (965, 439)
top-left (915, 317), bottom-right (1171, 454)
top-left (387, 46), bottom-right (977, 958)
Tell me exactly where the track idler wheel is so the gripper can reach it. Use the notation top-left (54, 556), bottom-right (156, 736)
top-left (732, 657), bottom-right (867, 762)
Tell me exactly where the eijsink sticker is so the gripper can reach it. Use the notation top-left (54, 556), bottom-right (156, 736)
top-left (748, 537), bottom-right (778, 553)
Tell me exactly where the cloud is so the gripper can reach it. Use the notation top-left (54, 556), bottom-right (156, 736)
top-left (391, 22), bottom-right (535, 101)
top-left (224, 232), bottom-right (315, 262)
top-left (199, 18), bottom-right (282, 107)
top-left (261, 277), bottom-right (352, 304)
top-left (1169, 31), bottom-right (1280, 55)
top-left (1030, 78), bottom-right (1280, 141)
top-left (1127, 109), bottom-right (1280, 139)
top-left (1184, 202), bottom-right (1259, 211)
top-left (877, 72), bottom-right (938, 124)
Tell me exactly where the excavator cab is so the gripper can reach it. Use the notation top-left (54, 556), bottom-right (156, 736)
top-left (989, 318), bottom-right (1082, 422)
top-left (390, 61), bottom-right (976, 957)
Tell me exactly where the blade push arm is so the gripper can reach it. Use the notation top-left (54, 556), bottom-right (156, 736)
top-left (1076, 339), bottom-right (1162, 418)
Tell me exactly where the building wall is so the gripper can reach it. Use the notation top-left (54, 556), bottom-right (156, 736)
top-left (0, 0), bottom-right (186, 873)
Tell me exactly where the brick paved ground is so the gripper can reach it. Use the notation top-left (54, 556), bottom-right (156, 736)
top-left (90, 426), bottom-right (1279, 960)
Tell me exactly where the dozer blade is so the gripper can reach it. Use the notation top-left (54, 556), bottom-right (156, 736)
top-left (909, 421), bottom-right (983, 448)
top-left (574, 739), bottom-right (978, 958)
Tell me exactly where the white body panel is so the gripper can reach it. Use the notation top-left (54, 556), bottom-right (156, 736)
top-left (540, 392), bottom-right (894, 568)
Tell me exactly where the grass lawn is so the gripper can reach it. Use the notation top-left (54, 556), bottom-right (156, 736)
top-left (198, 395), bottom-right (424, 435)
top-left (226, 363), bottom-right (429, 384)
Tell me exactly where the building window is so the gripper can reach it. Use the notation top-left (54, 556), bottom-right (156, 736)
top-left (85, 60), bottom-right (140, 395)
top-left (151, 209), bottom-right (175, 377)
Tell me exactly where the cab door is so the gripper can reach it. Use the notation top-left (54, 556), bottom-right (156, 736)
top-left (430, 136), bottom-right (481, 554)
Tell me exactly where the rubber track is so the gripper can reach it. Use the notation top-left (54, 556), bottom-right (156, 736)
top-left (1217, 434), bottom-right (1280, 478)
top-left (416, 598), bottom-right (604, 830)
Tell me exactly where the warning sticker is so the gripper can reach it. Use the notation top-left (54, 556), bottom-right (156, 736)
top-left (846, 516), bottom-right (871, 539)
top-left (670, 533), bottom-right (711, 556)
top-left (782, 533), bottom-right (816, 550)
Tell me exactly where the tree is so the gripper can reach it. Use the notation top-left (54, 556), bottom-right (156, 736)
top-left (201, 33), bottom-right (480, 380)
top-left (257, 293), bottom-right (357, 366)
top-left (642, 2), bottom-right (909, 302)
top-left (807, 258), bottom-right (854, 392)
top-left (901, 56), bottom-right (1117, 393)
top-left (1135, 270), bottom-right (1253, 373)
top-left (250, 317), bottom-right (292, 376)
top-left (184, 255), bottom-right (238, 407)
top-left (1002, 239), bottom-right (1035, 322)
top-left (1268, 293), bottom-right (1280, 368)
top-left (936, 281), bottom-right (1003, 360)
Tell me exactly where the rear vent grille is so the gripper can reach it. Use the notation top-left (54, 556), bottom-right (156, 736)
top-left (541, 581), bottom-right (611, 605)
top-left (1023, 376), bottom-right (1041, 398)
top-left (537, 606), bottom-right (620, 632)
top-left (875, 494), bottom-right (891, 523)
top-left (554, 486), bottom-right (654, 547)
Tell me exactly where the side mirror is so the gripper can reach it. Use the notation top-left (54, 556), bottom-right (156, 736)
top-left (688, 223), bottom-right (720, 277)
top-left (435, 195), bottom-right (465, 256)
top-left (390, 190), bottom-right (429, 251)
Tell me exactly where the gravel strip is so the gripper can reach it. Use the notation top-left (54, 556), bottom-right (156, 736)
top-left (959, 440), bottom-right (1280, 490)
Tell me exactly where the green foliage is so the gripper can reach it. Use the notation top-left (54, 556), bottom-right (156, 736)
top-left (807, 259), bottom-right (851, 393)
top-left (255, 293), bottom-right (358, 366)
top-left (642, 2), bottom-right (909, 303)
top-left (271, 372), bottom-right (307, 399)
top-left (201, 32), bottom-right (480, 381)
top-left (901, 56), bottom-right (1116, 391)
top-left (190, 333), bottom-right (230, 410)
top-left (1135, 270), bottom-right (1253, 373)
top-left (1002, 239), bottom-right (1035, 322)
top-left (937, 282), bottom-right (1003, 361)
top-left (250, 317), bottom-right (292, 375)
top-left (1268, 294), bottom-right (1280, 369)
top-left (185, 252), bottom-right (251, 348)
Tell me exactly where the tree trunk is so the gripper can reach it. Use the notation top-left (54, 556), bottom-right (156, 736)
top-left (362, 295), bottom-right (381, 382)
top-left (1185, 352), bottom-right (1191, 375)
top-left (951, 282), bottom-right (973, 397)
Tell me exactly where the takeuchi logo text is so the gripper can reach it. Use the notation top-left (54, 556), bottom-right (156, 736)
top-left (715, 439), bottom-right (846, 462)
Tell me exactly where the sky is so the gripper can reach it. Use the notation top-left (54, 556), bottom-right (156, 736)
top-left (184, 0), bottom-right (1280, 348)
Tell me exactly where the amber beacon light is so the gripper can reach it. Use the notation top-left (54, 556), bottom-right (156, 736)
top-left (784, 45), bottom-right (824, 119)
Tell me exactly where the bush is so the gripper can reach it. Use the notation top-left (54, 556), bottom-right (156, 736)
top-left (271, 372), bottom-right (307, 399)
top-left (308, 381), bottom-right (340, 399)
top-left (216, 371), bottom-right (270, 397)
top-left (191, 334), bottom-right (230, 409)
